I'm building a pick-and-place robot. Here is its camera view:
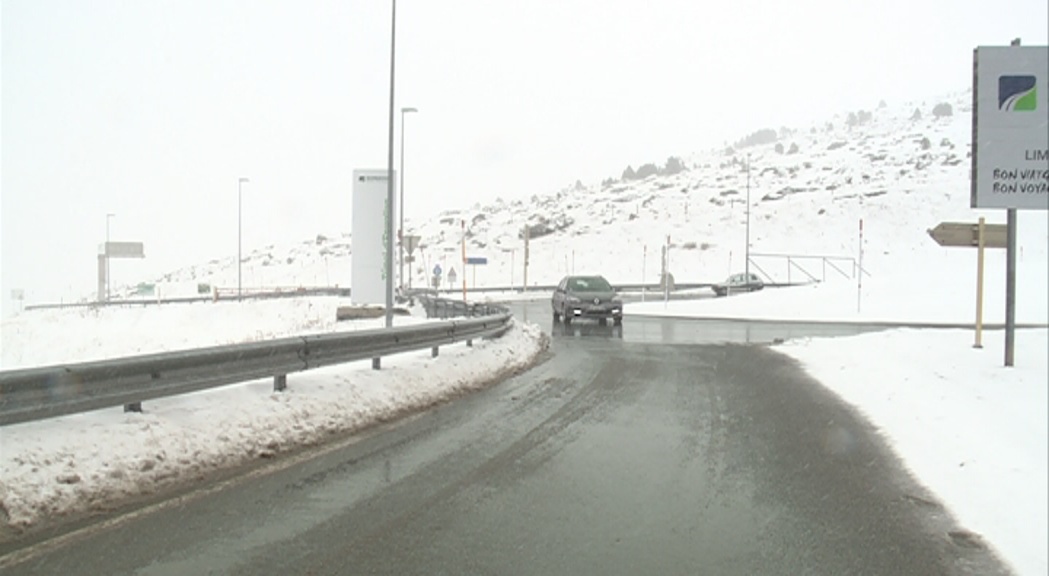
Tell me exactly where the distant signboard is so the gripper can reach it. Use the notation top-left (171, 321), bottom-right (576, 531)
top-left (351, 169), bottom-right (395, 305)
top-left (972, 45), bottom-right (1049, 210)
top-left (104, 241), bottom-right (145, 258)
top-left (465, 256), bottom-right (487, 265)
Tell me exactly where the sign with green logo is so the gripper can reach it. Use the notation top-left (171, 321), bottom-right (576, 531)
top-left (972, 45), bottom-right (1049, 210)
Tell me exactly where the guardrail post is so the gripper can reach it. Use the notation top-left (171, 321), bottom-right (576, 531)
top-left (274, 374), bottom-right (287, 392)
top-left (432, 346), bottom-right (439, 357)
top-left (124, 402), bottom-right (142, 413)
top-left (372, 357), bottom-right (381, 370)
top-left (466, 339), bottom-right (473, 347)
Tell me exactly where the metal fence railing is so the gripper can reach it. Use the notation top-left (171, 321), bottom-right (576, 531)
top-left (0, 304), bottom-right (511, 427)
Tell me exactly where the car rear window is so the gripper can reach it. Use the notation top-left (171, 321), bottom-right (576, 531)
top-left (569, 277), bottom-right (612, 292)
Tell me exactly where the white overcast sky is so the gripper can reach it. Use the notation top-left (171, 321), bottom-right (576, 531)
top-left (2, 0), bottom-right (1047, 315)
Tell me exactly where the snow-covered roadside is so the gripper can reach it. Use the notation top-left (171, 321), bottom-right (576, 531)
top-left (1, 297), bottom-right (431, 369)
top-left (780, 328), bottom-right (1048, 576)
top-left (626, 272), bottom-right (1049, 326)
top-left (0, 320), bottom-right (546, 531)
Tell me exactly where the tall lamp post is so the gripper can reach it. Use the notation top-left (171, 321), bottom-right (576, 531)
top-left (106, 213), bottom-right (116, 300)
top-left (383, 0), bottom-right (398, 329)
top-left (238, 177), bottom-right (249, 300)
top-left (399, 106), bottom-right (418, 292)
top-left (745, 154), bottom-right (751, 279)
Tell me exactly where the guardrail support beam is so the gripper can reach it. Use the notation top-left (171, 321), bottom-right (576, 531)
top-left (372, 357), bottom-right (381, 370)
top-left (432, 346), bottom-right (439, 357)
top-left (274, 374), bottom-right (287, 392)
top-left (124, 402), bottom-right (142, 413)
top-left (466, 339), bottom-right (473, 347)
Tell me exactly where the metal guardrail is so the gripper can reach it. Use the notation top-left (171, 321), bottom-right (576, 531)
top-left (414, 292), bottom-right (510, 319)
top-left (25, 286), bottom-right (353, 312)
top-left (421, 280), bottom-right (813, 298)
top-left (0, 305), bottom-right (511, 426)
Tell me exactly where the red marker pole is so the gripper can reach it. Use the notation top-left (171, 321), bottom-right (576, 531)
top-left (857, 218), bottom-right (864, 313)
top-left (461, 220), bottom-right (467, 302)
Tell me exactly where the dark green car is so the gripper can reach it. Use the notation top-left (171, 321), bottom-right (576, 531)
top-left (551, 275), bottom-right (623, 325)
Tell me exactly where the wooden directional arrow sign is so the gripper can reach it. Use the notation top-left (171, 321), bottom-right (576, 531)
top-left (927, 222), bottom-right (1008, 249)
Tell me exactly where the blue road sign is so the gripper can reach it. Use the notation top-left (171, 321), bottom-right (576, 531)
top-left (433, 264), bottom-right (442, 276)
top-left (466, 257), bottom-right (487, 265)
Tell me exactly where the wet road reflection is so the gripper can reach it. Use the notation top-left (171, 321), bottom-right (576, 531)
top-left (505, 299), bottom-right (887, 345)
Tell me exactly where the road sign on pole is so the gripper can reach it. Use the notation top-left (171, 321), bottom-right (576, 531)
top-left (927, 222), bottom-right (1008, 248)
top-left (929, 219), bottom-right (1008, 351)
top-left (971, 45), bottom-right (1049, 210)
top-left (406, 235), bottom-right (421, 255)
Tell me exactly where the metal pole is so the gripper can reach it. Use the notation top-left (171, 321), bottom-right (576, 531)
top-left (461, 220), bottom-right (467, 301)
top-left (399, 109), bottom-right (405, 292)
top-left (1004, 36), bottom-right (1021, 366)
top-left (523, 226), bottom-right (529, 293)
top-left (384, 0), bottom-right (397, 329)
top-left (105, 213), bottom-right (114, 300)
top-left (237, 178), bottom-right (248, 300)
top-left (642, 244), bottom-right (646, 302)
top-left (975, 216), bottom-right (985, 349)
top-left (662, 239), bottom-right (669, 303)
top-left (1005, 208), bottom-right (1016, 366)
top-left (398, 107), bottom-right (417, 291)
top-left (857, 219), bottom-right (864, 313)
top-left (745, 154), bottom-right (751, 278)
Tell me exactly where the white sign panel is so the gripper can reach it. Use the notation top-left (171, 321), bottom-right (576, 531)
top-left (972, 45), bottom-right (1049, 210)
top-left (351, 169), bottom-right (395, 304)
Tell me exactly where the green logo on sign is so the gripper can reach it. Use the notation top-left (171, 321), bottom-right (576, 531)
top-left (999, 75), bottom-right (1037, 111)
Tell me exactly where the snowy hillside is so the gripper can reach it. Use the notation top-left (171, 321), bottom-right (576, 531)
top-left (97, 90), bottom-right (1046, 306)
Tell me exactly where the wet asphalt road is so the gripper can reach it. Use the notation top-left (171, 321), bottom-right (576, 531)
top-left (1, 301), bottom-right (1011, 575)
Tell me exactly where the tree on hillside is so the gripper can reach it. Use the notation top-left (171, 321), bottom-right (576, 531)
top-left (932, 102), bottom-right (953, 118)
top-left (622, 165), bottom-right (636, 180)
top-left (635, 163), bottom-right (659, 180)
top-left (735, 128), bottom-right (778, 149)
top-left (663, 156), bottom-right (686, 175)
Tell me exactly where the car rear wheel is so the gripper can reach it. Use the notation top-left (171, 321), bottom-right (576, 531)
top-left (563, 308), bottom-right (572, 325)
top-left (553, 310), bottom-right (560, 323)
top-left (613, 317), bottom-right (622, 326)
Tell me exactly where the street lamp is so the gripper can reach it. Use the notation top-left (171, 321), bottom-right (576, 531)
top-left (745, 154), bottom-right (751, 279)
top-left (238, 177), bottom-right (249, 300)
top-left (384, 0), bottom-right (397, 329)
top-left (106, 213), bottom-right (116, 300)
top-left (399, 106), bottom-right (418, 292)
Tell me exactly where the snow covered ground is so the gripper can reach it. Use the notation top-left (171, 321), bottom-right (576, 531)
top-left (627, 268), bottom-right (1049, 326)
top-left (785, 328), bottom-right (1047, 576)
